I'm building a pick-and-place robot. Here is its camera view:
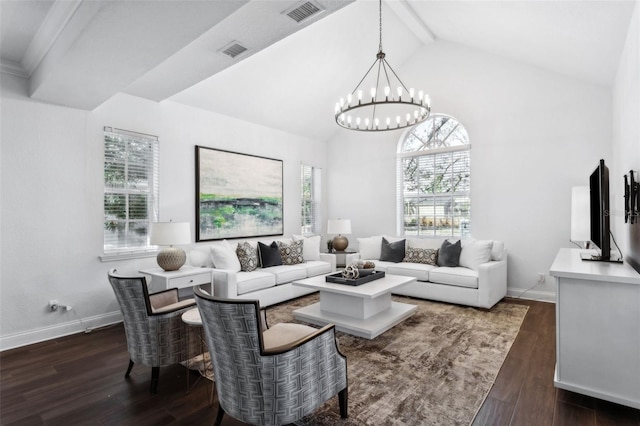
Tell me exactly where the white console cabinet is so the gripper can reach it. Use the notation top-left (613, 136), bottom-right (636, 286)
top-left (550, 248), bottom-right (640, 409)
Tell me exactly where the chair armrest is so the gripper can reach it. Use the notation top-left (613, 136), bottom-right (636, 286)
top-left (151, 298), bottom-right (196, 315)
top-left (149, 288), bottom-right (179, 310)
top-left (319, 253), bottom-right (337, 272)
top-left (262, 323), bottom-right (336, 355)
top-left (211, 269), bottom-right (239, 298)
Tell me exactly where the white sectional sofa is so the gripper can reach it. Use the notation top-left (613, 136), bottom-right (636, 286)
top-left (346, 236), bottom-right (507, 309)
top-left (186, 235), bottom-right (335, 307)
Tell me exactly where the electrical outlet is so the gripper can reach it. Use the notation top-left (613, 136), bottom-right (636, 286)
top-left (49, 300), bottom-right (59, 311)
top-left (537, 273), bottom-right (546, 284)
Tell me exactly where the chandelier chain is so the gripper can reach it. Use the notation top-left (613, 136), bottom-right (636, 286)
top-left (379, 0), bottom-right (383, 52)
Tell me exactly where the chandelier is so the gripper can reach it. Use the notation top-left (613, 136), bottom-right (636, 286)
top-left (334, 0), bottom-right (431, 132)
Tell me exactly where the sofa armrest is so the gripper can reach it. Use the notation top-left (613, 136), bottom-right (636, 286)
top-left (211, 269), bottom-right (239, 299)
top-left (319, 253), bottom-right (337, 272)
top-left (477, 254), bottom-right (508, 309)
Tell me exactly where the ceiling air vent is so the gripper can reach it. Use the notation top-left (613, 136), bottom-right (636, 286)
top-left (220, 41), bottom-right (248, 59)
top-left (284, 1), bottom-right (324, 23)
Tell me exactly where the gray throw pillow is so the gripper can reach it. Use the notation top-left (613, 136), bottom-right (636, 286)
top-left (258, 241), bottom-right (283, 268)
top-left (380, 237), bottom-right (406, 263)
top-left (437, 239), bottom-right (462, 267)
top-left (236, 242), bottom-right (259, 272)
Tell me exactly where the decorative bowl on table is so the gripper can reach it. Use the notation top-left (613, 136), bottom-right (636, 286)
top-left (357, 268), bottom-right (375, 277)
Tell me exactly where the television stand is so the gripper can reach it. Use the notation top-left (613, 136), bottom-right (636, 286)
top-left (579, 251), bottom-right (623, 263)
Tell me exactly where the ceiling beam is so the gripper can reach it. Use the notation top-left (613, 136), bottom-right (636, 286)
top-left (385, 0), bottom-right (435, 45)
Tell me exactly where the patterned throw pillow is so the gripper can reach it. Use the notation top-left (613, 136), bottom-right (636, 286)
top-left (403, 248), bottom-right (438, 265)
top-left (236, 241), bottom-right (259, 272)
top-left (277, 240), bottom-right (304, 265)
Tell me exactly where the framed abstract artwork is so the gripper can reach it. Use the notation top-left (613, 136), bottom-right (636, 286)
top-left (195, 146), bottom-right (283, 241)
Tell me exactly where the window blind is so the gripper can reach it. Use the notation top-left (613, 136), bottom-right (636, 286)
top-left (103, 127), bottom-right (159, 254)
top-left (396, 115), bottom-right (470, 237)
top-left (301, 164), bottom-right (322, 235)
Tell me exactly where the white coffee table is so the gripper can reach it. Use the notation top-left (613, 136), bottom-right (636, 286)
top-left (292, 273), bottom-right (417, 339)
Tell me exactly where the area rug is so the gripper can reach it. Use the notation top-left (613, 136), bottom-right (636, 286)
top-left (200, 294), bottom-right (528, 426)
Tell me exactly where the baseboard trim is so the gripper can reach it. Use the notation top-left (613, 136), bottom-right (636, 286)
top-left (507, 288), bottom-right (556, 303)
top-left (0, 311), bottom-right (123, 352)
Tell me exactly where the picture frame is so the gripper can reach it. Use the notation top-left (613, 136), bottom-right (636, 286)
top-left (195, 146), bottom-right (283, 241)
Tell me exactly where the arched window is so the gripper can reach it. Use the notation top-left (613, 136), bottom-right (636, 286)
top-left (397, 114), bottom-right (470, 237)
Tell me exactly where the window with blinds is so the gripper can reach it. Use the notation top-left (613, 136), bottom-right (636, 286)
top-left (103, 127), bottom-right (159, 254)
top-left (397, 114), bottom-right (470, 237)
top-left (301, 164), bottom-right (322, 235)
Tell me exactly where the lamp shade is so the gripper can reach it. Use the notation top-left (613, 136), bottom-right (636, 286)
top-left (327, 219), bottom-right (351, 235)
top-left (150, 222), bottom-right (191, 246)
top-left (571, 186), bottom-right (590, 242)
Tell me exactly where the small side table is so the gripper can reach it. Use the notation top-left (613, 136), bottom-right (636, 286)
top-left (333, 250), bottom-right (357, 268)
top-left (182, 307), bottom-right (213, 402)
top-left (139, 266), bottom-right (214, 294)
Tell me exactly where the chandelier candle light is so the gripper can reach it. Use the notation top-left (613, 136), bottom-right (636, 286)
top-left (334, 0), bottom-right (431, 132)
top-left (151, 221), bottom-right (191, 271)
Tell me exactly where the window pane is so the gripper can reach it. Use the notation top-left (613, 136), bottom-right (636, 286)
top-left (103, 128), bottom-right (158, 253)
top-left (397, 114), bottom-right (470, 237)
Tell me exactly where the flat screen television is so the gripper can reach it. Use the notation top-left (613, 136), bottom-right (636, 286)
top-left (583, 159), bottom-right (621, 262)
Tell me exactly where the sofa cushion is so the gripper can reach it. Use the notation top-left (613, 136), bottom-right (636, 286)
top-left (387, 262), bottom-right (436, 282)
top-left (437, 240), bottom-right (462, 267)
top-left (367, 260), bottom-right (396, 272)
top-left (258, 241), bottom-right (283, 268)
top-left (358, 236), bottom-right (383, 260)
top-left (459, 239), bottom-right (493, 271)
top-left (263, 323), bottom-right (318, 350)
top-left (403, 248), bottom-right (438, 265)
top-left (277, 240), bottom-right (304, 265)
top-left (210, 240), bottom-right (241, 272)
top-left (407, 238), bottom-right (444, 250)
top-left (236, 241), bottom-right (259, 272)
top-left (380, 237), bottom-right (406, 263)
top-left (293, 234), bottom-right (321, 261)
top-left (428, 267), bottom-right (478, 289)
top-left (304, 260), bottom-right (332, 276)
top-left (264, 264), bottom-right (307, 285)
top-left (236, 271), bottom-right (277, 295)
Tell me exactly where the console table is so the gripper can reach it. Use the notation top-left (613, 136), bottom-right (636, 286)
top-left (550, 248), bottom-right (640, 409)
top-left (139, 266), bottom-right (213, 294)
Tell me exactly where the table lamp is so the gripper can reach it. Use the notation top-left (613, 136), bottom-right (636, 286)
top-left (151, 221), bottom-right (191, 271)
top-left (328, 219), bottom-right (351, 251)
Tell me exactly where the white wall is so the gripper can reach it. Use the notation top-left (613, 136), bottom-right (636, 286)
top-left (0, 74), bottom-right (327, 350)
top-left (612, 2), bottom-right (640, 262)
top-left (327, 41), bottom-right (612, 301)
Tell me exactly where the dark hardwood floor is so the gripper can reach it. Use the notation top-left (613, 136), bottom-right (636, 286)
top-left (1, 298), bottom-right (638, 425)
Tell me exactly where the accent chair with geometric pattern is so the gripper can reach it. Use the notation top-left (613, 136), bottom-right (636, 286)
top-left (193, 286), bottom-right (348, 426)
top-left (108, 268), bottom-right (200, 393)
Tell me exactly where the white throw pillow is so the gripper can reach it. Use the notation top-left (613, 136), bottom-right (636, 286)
top-left (491, 241), bottom-right (505, 261)
top-left (293, 234), bottom-right (321, 261)
top-left (209, 240), bottom-right (241, 272)
top-left (459, 240), bottom-right (493, 270)
top-left (188, 250), bottom-right (211, 268)
top-left (358, 236), bottom-right (383, 260)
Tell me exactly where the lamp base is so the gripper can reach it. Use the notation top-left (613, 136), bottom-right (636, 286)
top-left (157, 247), bottom-right (186, 271)
top-left (332, 235), bottom-right (349, 252)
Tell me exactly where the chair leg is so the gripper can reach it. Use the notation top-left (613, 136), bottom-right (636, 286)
top-left (150, 367), bottom-right (160, 394)
top-left (338, 387), bottom-right (348, 418)
top-left (125, 359), bottom-right (134, 378)
top-left (214, 401), bottom-right (225, 426)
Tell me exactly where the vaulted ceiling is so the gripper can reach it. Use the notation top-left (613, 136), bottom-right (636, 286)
top-left (1, 0), bottom-right (635, 141)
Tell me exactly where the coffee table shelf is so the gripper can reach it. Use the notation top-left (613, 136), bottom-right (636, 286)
top-left (292, 273), bottom-right (416, 339)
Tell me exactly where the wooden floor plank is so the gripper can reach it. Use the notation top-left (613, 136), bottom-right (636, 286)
top-left (1, 298), bottom-right (638, 426)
